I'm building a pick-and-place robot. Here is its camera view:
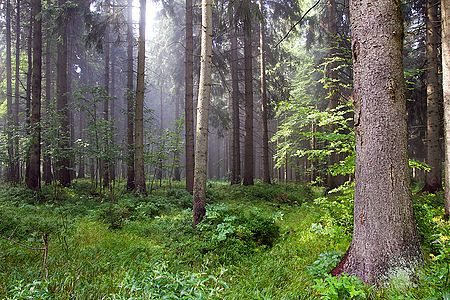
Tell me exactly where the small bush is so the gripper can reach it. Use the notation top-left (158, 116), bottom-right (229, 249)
top-left (312, 274), bottom-right (368, 300)
top-left (307, 251), bottom-right (344, 277)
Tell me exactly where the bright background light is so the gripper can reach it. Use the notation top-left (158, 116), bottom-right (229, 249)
top-left (132, 0), bottom-right (159, 40)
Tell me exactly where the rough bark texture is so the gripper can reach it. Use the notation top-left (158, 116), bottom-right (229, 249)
top-left (230, 21), bottom-right (241, 185)
top-left (134, 0), bottom-right (147, 195)
top-left (26, 0), bottom-right (42, 190)
top-left (193, 0), bottom-right (212, 226)
top-left (332, 0), bottom-right (422, 284)
top-left (442, 0), bottom-right (450, 218)
top-left (185, 0), bottom-right (195, 193)
top-left (5, 0), bottom-right (14, 183)
top-left (56, 0), bottom-right (71, 187)
top-left (243, 6), bottom-right (254, 186)
top-left (126, 0), bottom-right (135, 190)
top-left (424, 0), bottom-right (442, 192)
top-left (259, 0), bottom-right (271, 184)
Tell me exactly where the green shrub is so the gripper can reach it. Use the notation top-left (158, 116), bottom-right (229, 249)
top-left (307, 251), bottom-right (344, 277)
top-left (312, 274), bottom-right (369, 300)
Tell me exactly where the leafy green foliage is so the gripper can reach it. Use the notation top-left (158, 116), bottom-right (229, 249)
top-left (312, 274), bottom-right (368, 300)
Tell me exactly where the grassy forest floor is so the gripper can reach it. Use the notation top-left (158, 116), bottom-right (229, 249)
top-left (0, 180), bottom-right (448, 299)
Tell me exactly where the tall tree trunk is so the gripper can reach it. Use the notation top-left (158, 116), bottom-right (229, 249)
top-left (442, 0), bottom-right (450, 218)
top-left (424, 0), bottom-right (442, 192)
top-left (259, 0), bottom-right (270, 184)
top-left (13, 0), bottom-right (20, 184)
top-left (174, 94), bottom-right (181, 181)
top-left (5, 0), bottom-right (14, 183)
top-left (110, 37), bottom-right (116, 182)
top-left (326, 0), bottom-right (346, 189)
top-left (230, 22), bottom-right (241, 184)
top-left (56, 0), bottom-right (71, 186)
top-left (185, 0), bottom-right (195, 193)
top-left (134, 0), bottom-right (147, 195)
top-left (25, 10), bottom-right (32, 182)
top-left (77, 52), bottom-right (87, 179)
top-left (332, 0), bottom-right (422, 284)
top-left (43, 0), bottom-right (53, 184)
top-left (126, 0), bottom-right (135, 190)
top-left (193, 0), bottom-right (213, 227)
top-left (102, 5), bottom-right (111, 188)
top-left (243, 3), bottom-right (254, 186)
top-left (27, 0), bottom-right (42, 190)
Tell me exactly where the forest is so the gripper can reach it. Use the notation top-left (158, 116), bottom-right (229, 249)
top-left (0, 0), bottom-right (449, 298)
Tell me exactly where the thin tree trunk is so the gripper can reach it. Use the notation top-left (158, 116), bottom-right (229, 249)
top-left (259, 0), bottom-right (270, 184)
top-left (25, 9), bottom-right (32, 182)
top-left (174, 94), bottom-right (181, 181)
top-left (56, 0), bottom-right (71, 186)
top-left (332, 0), bottom-right (422, 283)
top-left (442, 0), bottom-right (450, 218)
top-left (185, 0), bottom-right (195, 193)
top-left (27, 0), bottom-right (42, 190)
top-left (243, 4), bottom-right (254, 186)
top-left (134, 0), bottom-right (147, 195)
top-left (13, 0), bottom-right (20, 184)
top-left (126, 0), bottom-right (135, 190)
top-left (43, 0), bottom-right (53, 184)
top-left (5, 0), bottom-right (14, 183)
top-left (193, 0), bottom-right (213, 227)
top-left (424, 0), bottom-right (442, 192)
top-left (102, 5), bottom-right (111, 188)
top-left (230, 23), bottom-right (241, 184)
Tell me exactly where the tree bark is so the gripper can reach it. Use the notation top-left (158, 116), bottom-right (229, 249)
top-left (5, 0), bottom-right (14, 183)
top-left (424, 0), bottom-right (442, 192)
top-left (27, 0), bottom-right (42, 190)
top-left (25, 9), bottom-right (32, 182)
top-left (185, 0), bottom-right (195, 193)
top-left (102, 3), bottom-right (111, 188)
top-left (13, 0), bottom-right (21, 184)
top-left (442, 0), bottom-right (450, 218)
top-left (243, 2), bottom-right (254, 186)
top-left (126, 0), bottom-right (135, 190)
top-left (134, 0), bottom-right (147, 195)
top-left (259, 0), bottom-right (270, 184)
top-left (193, 0), bottom-right (213, 226)
top-left (332, 0), bottom-right (422, 284)
top-left (230, 21), bottom-right (241, 185)
top-left (43, 0), bottom-right (53, 184)
top-left (56, 0), bottom-right (71, 187)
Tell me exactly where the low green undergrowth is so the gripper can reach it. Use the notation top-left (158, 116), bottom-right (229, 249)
top-left (0, 180), bottom-right (448, 299)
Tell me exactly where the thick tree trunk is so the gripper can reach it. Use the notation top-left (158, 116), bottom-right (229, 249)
top-left (230, 23), bottom-right (241, 185)
top-left (424, 0), bottom-right (442, 192)
top-left (5, 0), bottom-right (14, 183)
top-left (27, 0), bottom-right (42, 190)
top-left (134, 0), bottom-right (147, 195)
top-left (193, 0), bottom-right (213, 227)
top-left (126, 0), bottom-right (135, 190)
top-left (332, 0), bottom-right (422, 284)
top-left (13, 0), bottom-right (21, 184)
top-left (185, 0), bottom-right (195, 193)
top-left (442, 0), bottom-right (450, 218)
top-left (243, 5), bottom-right (254, 186)
top-left (56, 0), bottom-right (71, 186)
top-left (259, 0), bottom-right (270, 184)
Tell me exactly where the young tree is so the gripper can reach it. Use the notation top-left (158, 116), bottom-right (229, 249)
top-left (442, 0), bottom-right (450, 218)
top-left (331, 0), bottom-right (422, 284)
top-left (243, 0), bottom-right (254, 186)
top-left (56, 0), bottom-right (71, 186)
top-left (424, 0), bottom-right (442, 192)
top-left (185, 0), bottom-right (195, 193)
top-left (259, 0), bottom-right (270, 184)
top-left (126, 0), bottom-right (135, 190)
top-left (134, 0), bottom-right (147, 195)
top-left (193, 0), bottom-right (213, 226)
top-left (26, 0), bottom-right (43, 190)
